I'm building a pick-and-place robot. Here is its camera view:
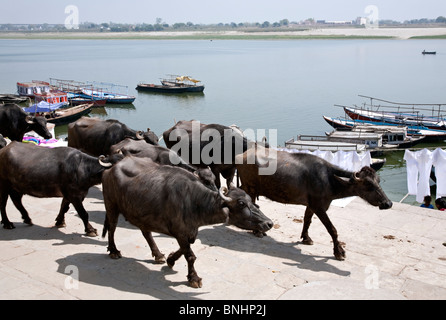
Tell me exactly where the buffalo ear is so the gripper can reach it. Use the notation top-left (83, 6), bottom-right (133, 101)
top-left (25, 115), bottom-right (35, 124)
top-left (334, 175), bottom-right (352, 186)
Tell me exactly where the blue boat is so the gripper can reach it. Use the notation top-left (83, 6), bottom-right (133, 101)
top-left (81, 89), bottom-right (135, 104)
top-left (323, 116), bottom-right (446, 142)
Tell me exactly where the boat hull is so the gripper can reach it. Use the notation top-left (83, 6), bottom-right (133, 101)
top-left (136, 83), bottom-right (205, 93)
top-left (323, 116), bottom-right (446, 142)
top-left (46, 104), bottom-right (94, 126)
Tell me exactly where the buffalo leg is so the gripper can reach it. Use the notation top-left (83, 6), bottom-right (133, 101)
top-left (104, 214), bottom-right (121, 259)
top-left (300, 207), bottom-right (314, 245)
top-left (167, 238), bottom-right (202, 288)
top-left (141, 230), bottom-right (166, 263)
top-left (315, 210), bottom-right (345, 261)
top-left (0, 191), bottom-right (14, 229)
top-left (55, 198), bottom-right (70, 228)
top-left (70, 198), bottom-right (97, 237)
top-left (9, 191), bottom-right (32, 225)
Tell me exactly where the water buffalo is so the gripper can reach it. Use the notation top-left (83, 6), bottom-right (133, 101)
top-left (109, 138), bottom-right (217, 191)
top-left (0, 103), bottom-right (52, 142)
top-left (163, 120), bottom-right (265, 188)
top-left (102, 156), bottom-right (273, 288)
top-left (0, 142), bottom-right (123, 236)
top-left (236, 147), bottom-right (393, 260)
top-left (68, 117), bottom-right (159, 157)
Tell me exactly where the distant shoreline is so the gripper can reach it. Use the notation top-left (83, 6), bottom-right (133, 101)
top-left (1, 27), bottom-right (446, 40)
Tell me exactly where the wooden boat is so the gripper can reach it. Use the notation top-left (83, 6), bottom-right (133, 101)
top-left (17, 80), bottom-right (69, 105)
top-left (283, 138), bottom-right (385, 171)
top-left (0, 94), bottom-right (29, 104)
top-left (323, 116), bottom-right (446, 142)
top-left (136, 83), bottom-right (205, 93)
top-left (326, 126), bottom-right (426, 149)
top-left (25, 102), bottom-right (93, 126)
top-left (69, 97), bottom-right (106, 107)
top-left (136, 75), bottom-right (205, 94)
top-left (343, 106), bottom-right (446, 131)
top-left (17, 81), bottom-right (51, 98)
top-left (285, 135), bottom-right (368, 152)
top-left (422, 50), bottom-right (436, 55)
top-left (81, 88), bottom-right (135, 104)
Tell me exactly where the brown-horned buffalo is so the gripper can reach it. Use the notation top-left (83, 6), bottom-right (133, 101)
top-left (0, 142), bottom-right (123, 236)
top-left (102, 156), bottom-right (273, 288)
top-left (236, 147), bottom-right (393, 260)
top-left (68, 117), bottom-right (159, 157)
top-left (0, 103), bottom-right (52, 142)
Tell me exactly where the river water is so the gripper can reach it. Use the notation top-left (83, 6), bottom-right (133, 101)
top-left (1, 39), bottom-right (445, 205)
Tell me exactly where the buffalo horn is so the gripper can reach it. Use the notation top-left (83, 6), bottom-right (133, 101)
top-left (219, 186), bottom-right (232, 202)
top-left (98, 155), bottom-right (113, 168)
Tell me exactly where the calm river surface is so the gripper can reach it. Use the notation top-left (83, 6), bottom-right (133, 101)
top-left (1, 39), bottom-right (446, 205)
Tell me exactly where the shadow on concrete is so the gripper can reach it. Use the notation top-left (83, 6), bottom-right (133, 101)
top-left (198, 225), bottom-right (351, 277)
top-left (55, 252), bottom-right (204, 300)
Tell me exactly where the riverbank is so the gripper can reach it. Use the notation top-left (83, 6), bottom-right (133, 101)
top-left (1, 27), bottom-right (446, 40)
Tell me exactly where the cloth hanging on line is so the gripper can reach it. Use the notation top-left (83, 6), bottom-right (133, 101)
top-left (404, 148), bottom-right (446, 203)
top-left (433, 148), bottom-right (446, 200)
top-left (276, 148), bottom-right (372, 172)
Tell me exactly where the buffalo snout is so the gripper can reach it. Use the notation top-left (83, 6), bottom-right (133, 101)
top-left (379, 200), bottom-right (393, 210)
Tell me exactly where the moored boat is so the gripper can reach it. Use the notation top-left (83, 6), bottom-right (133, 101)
top-left (136, 75), bottom-right (205, 94)
top-left (136, 83), bottom-right (205, 93)
top-left (81, 88), bottom-right (135, 104)
top-left (323, 116), bottom-right (446, 142)
top-left (24, 101), bottom-right (93, 126)
top-left (0, 94), bottom-right (29, 104)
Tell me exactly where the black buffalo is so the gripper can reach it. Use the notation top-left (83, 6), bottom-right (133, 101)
top-left (109, 138), bottom-right (217, 191)
top-left (0, 142), bottom-right (123, 236)
top-left (0, 104), bottom-right (52, 142)
top-left (236, 147), bottom-right (393, 260)
top-left (102, 156), bottom-right (273, 288)
top-left (163, 120), bottom-right (264, 188)
top-left (68, 117), bottom-right (159, 157)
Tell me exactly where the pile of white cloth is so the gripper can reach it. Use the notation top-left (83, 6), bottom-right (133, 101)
top-left (404, 148), bottom-right (446, 203)
top-left (276, 148), bottom-right (372, 172)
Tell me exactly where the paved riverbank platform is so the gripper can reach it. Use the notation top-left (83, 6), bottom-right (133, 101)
top-left (0, 185), bottom-right (445, 300)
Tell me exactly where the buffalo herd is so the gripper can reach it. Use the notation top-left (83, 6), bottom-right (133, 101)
top-left (0, 106), bottom-right (393, 288)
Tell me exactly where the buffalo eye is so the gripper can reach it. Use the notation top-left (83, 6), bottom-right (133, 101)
top-left (237, 200), bottom-right (246, 208)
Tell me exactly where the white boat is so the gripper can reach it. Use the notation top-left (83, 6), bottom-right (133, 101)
top-left (285, 135), bottom-right (367, 152)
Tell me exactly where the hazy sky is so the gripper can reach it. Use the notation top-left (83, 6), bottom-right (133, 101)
top-left (1, 0), bottom-right (445, 24)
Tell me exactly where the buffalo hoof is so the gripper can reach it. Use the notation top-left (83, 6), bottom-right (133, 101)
top-left (109, 251), bottom-right (122, 259)
top-left (167, 253), bottom-right (176, 268)
top-left (1, 221), bottom-right (15, 230)
top-left (188, 276), bottom-right (203, 289)
top-left (85, 229), bottom-right (98, 237)
top-left (154, 255), bottom-right (166, 264)
top-left (55, 220), bottom-right (66, 228)
top-left (301, 236), bottom-right (313, 245)
top-left (334, 245), bottom-right (346, 261)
